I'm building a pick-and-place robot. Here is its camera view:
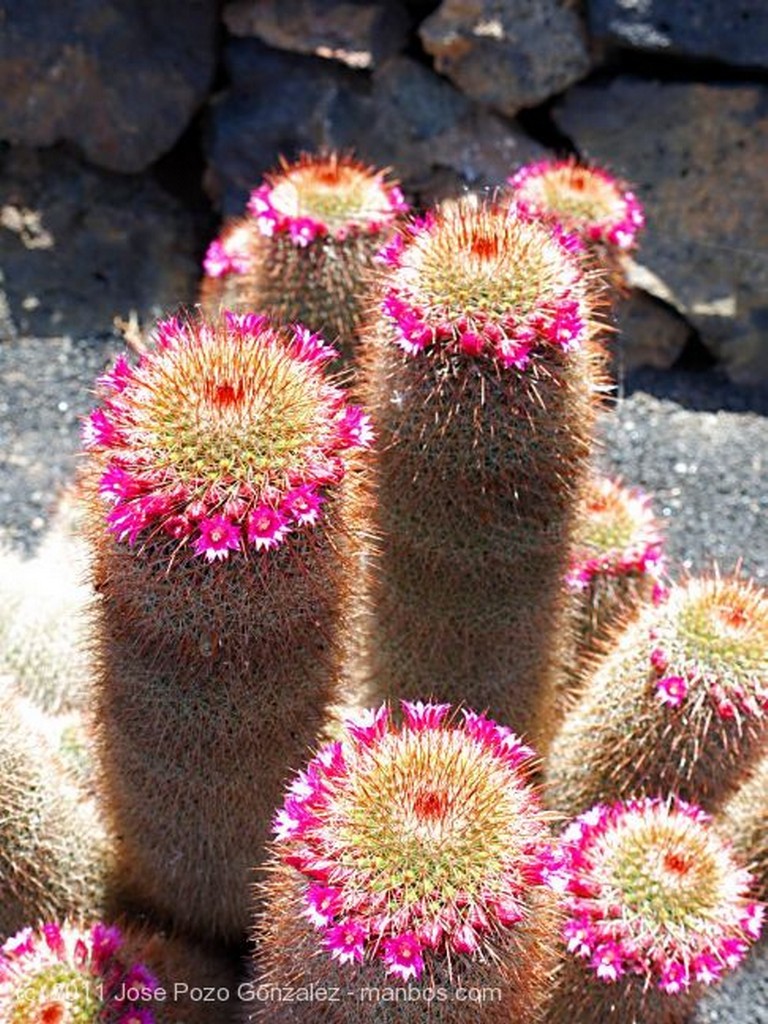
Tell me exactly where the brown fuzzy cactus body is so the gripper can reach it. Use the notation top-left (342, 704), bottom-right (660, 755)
top-left (0, 688), bottom-right (107, 939)
top-left (546, 577), bottom-right (768, 815)
top-left (81, 312), bottom-right (371, 943)
top-left (719, 756), bottom-right (768, 902)
top-left (356, 200), bottom-right (605, 747)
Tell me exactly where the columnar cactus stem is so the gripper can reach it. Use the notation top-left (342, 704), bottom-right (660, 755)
top-left (507, 158), bottom-right (645, 291)
top-left (543, 797), bottom-right (763, 1024)
top-left (200, 152), bottom-right (408, 359)
top-left (563, 475), bottom-right (664, 697)
top-left (250, 701), bottom-right (560, 1023)
top-left (80, 311), bottom-right (372, 942)
top-left (0, 687), bottom-right (107, 939)
top-left (356, 197), bottom-right (606, 747)
top-left (719, 756), bottom-right (768, 902)
top-left (546, 575), bottom-right (768, 815)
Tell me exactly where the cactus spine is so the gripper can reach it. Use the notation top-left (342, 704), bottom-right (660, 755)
top-left (200, 152), bottom-right (408, 360)
top-left (543, 797), bottom-right (763, 1024)
top-left (80, 311), bottom-right (372, 942)
top-left (356, 197), bottom-right (606, 747)
top-left (546, 576), bottom-right (768, 815)
top-left (0, 687), bottom-right (107, 940)
top-left (250, 701), bottom-right (559, 1023)
top-left (719, 756), bottom-right (768, 902)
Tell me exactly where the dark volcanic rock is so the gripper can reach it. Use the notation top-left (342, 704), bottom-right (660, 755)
top-left (587, 0), bottom-right (768, 70)
top-left (616, 289), bottom-right (692, 372)
top-left (419, 0), bottom-right (592, 116)
top-left (205, 42), bottom-right (546, 213)
top-left (0, 147), bottom-right (202, 338)
top-left (555, 78), bottom-right (768, 386)
top-left (0, 0), bottom-right (217, 173)
top-left (223, 0), bottom-right (411, 68)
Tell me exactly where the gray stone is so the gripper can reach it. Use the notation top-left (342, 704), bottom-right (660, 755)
top-left (419, 0), bottom-right (592, 117)
top-left (205, 42), bottom-right (546, 213)
top-left (223, 0), bottom-right (411, 68)
top-left (616, 289), bottom-right (692, 372)
top-left (555, 78), bottom-right (768, 386)
top-left (0, 147), bottom-right (202, 339)
top-left (587, 0), bottom-right (768, 70)
top-left (0, 0), bottom-right (218, 173)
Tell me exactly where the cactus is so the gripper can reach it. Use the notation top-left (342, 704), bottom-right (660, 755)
top-left (0, 528), bottom-right (93, 715)
top-left (719, 756), bottom-right (768, 902)
top-left (546, 575), bottom-right (768, 815)
top-left (200, 152), bottom-right (408, 360)
top-left (355, 196), bottom-right (606, 748)
top-left (0, 688), bottom-right (107, 940)
top-left (543, 796), bottom-right (763, 1024)
top-left (250, 701), bottom-right (559, 1023)
top-left (80, 310), bottom-right (372, 942)
top-left (507, 158), bottom-right (645, 291)
top-left (563, 475), bottom-right (664, 697)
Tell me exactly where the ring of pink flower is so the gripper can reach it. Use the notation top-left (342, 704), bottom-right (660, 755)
top-left (554, 798), bottom-right (763, 994)
top-left (83, 312), bottom-right (373, 561)
top-left (0, 921), bottom-right (158, 1022)
top-left (247, 181), bottom-right (408, 248)
top-left (508, 161), bottom-right (645, 251)
top-left (378, 221), bottom-right (587, 367)
top-left (649, 642), bottom-right (768, 718)
top-left (271, 700), bottom-right (556, 982)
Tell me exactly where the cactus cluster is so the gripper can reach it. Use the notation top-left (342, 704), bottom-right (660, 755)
top-left (0, 148), bottom-right (765, 1024)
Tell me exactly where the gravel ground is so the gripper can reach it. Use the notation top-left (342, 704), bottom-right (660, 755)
top-left (0, 335), bottom-right (765, 1020)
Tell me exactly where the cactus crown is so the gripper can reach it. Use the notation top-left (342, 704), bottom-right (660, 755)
top-left (202, 219), bottom-right (255, 279)
top-left (82, 311), bottom-right (372, 561)
top-left (271, 701), bottom-right (554, 981)
top-left (507, 158), bottom-right (645, 251)
top-left (648, 577), bottom-right (768, 717)
top-left (378, 197), bottom-right (593, 368)
top-left (567, 476), bottom-right (664, 589)
top-left (0, 921), bottom-right (157, 1024)
top-left (557, 797), bottom-right (763, 993)
top-left (247, 152), bottom-right (408, 247)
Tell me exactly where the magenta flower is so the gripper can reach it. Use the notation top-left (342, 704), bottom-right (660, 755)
top-left (507, 158), bottom-right (645, 252)
top-left (83, 311), bottom-right (371, 561)
top-left (555, 797), bottom-right (762, 995)
top-left (246, 153), bottom-right (408, 247)
top-left (379, 197), bottom-right (591, 371)
top-left (202, 223), bottom-right (253, 278)
top-left (271, 700), bottom-right (553, 980)
top-left (656, 674), bottom-right (688, 708)
top-left (0, 921), bottom-right (158, 1023)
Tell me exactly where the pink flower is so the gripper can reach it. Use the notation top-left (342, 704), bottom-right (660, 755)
top-left (325, 921), bottom-right (366, 966)
top-left (345, 703), bottom-right (389, 747)
top-left (290, 324), bottom-right (338, 365)
top-left (289, 217), bottom-right (324, 247)
top-left (655, 675), bottom-right (688, 708)
top-left (336, 406), bottom-right (374, 448)
top-left (193, 516), bottom-right (241, 561)
top-left (304, 885), bottom-right (344, 928)
top-left (203, 239), bottom-right (231, 278)
top-left (591, 942), bottom-right (624, 982)
top-left (272, 797), bottom-right (317, 842)
top-left (382, 933), bottom-right (424, 981)
top-left (400, 700), bottom-right (451, 731)
top-left (739, 903), bottom-right (764, 941)
top-left (650, 647), bottom-right (669, 673)
top-left (451, 923), bottom-right (479, 955)
top-left (247, 505), bottom-right (290, 551)
top-left (658, 959), bottom-right (689, 994)
top-left (282, 485), bottom-right (325, 527)
top-left (692, 952), bottom-right (724, 985)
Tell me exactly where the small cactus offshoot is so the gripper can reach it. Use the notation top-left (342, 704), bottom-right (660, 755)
top-left (200, 152), bottom-right (408, 358)
top-left (564, 475), bottom-right (664, 694)
top-left (251, 701), bottom-right (560, 1022)
top-left (546, 575), bottom-right (768, 814)
top-left (543, 796), bottom-right (763, 1023)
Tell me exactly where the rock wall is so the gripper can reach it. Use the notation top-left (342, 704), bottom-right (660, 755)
top-left (1, 0), bottom-right (767, 384)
